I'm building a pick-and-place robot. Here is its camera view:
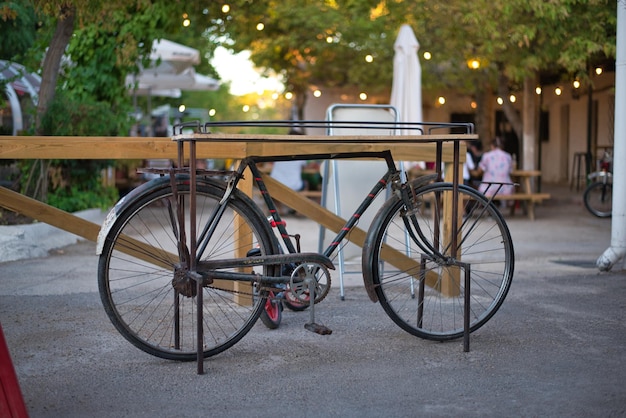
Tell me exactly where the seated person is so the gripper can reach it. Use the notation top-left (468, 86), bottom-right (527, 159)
top-left (270, 159), bottom-right (307, 192)
top-left (472, 137), bottom-right (514, 198)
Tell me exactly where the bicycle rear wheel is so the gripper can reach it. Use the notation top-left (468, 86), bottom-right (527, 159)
top-left (98, 179), bottom-right (276, 361)
top-left (363, 183), bottom-right (514, 341)
top-left (583, 181), bottom-right (612, 218)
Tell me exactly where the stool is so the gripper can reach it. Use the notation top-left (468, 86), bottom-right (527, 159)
top-left (570, 152), bottom-right (586, 191)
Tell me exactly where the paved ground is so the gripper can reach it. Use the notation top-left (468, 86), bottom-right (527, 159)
top-left (1, 183), bottom-right (625, 417)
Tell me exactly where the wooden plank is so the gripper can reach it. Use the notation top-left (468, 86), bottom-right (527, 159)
top-left (0, 135), bottom-right (470, 162)
top-left (261, 175), bottom-right (441, 290)
top-left (0, 186), bottom-right (101, 242)
top-left (0, 136), bottom-right (247, 160)
top-left (491, 193), bottom-right (551, 200)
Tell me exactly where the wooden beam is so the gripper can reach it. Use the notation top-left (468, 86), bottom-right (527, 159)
top-left (262, 175), bottom-right (441, 289)
top-left (0, 186), bottom-right (101, 242)
top-left (0, 135), bottom-right (471, 162)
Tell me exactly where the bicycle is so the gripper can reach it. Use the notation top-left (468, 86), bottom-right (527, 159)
top-left (583, 150), bottom-right (613, 218)
top-left (96, 120), bottom-right (514, 373)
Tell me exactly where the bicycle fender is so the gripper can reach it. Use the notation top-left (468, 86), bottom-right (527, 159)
top-left (361, 173), bottom-right (438, 303)
top-left (96, 175), bottom-right (228, 255)
top-left (587, 171), bottom-right (612, 181)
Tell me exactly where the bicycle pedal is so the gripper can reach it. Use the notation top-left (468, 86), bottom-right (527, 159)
top-left (304, 322), bottom-right (332, 335)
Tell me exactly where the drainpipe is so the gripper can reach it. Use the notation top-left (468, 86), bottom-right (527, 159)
top-left (597, 0), bottom-right (626, 271)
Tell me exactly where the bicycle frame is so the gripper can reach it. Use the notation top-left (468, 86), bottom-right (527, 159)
top-left (165, 121), bottom-right (476, 373)
top-left (246, 150), bottom-right (401, 260)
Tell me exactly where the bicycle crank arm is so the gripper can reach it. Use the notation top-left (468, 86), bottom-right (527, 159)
top-left (200, 252), bottom-right (335, 271)
top-left (305, 271), bottom-right (332, 335)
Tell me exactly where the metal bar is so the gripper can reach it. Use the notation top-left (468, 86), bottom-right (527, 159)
top-left (197, 119), bottom-right (475, 134)
top-left (187, 140), bottom-right (204, 375)
top-left (418, 256), bottom-right (426, 328)
top-left (463, 262), bottom-right (471, 352)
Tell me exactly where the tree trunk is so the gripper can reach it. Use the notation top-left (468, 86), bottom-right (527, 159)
top-left (293, 84), bottom-right (308, 123)
top-left (474, 82), bottom-right (495, 149)
top-left (522, 75), bottom-right (537, 170)
top-left (35, 5), bottom-right (75, 134)
top-left (497, 73), bottom-right (523, 141)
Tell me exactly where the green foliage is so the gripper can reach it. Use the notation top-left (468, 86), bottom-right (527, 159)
top-left (192, 0), bottom-right (616, 100)
top-left (37, 92), bottom-right (121, 210)
top-left (0, 1), bottom-right (38, 60)
top-left (46, 182), bottom-right (119, 212)
top-left (40, 91), bottom-right (125, 136)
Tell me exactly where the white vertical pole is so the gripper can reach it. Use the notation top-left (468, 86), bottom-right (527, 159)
top-left (597, 0), bottom-right (626, 271)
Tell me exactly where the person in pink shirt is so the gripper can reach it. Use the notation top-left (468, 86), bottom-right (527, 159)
top-left (473, 137), bottom-right (514, 197)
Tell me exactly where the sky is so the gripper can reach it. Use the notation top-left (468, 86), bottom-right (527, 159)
top-left (211, 47), bottom-right (283, 96)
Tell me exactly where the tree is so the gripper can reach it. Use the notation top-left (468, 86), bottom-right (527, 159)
top-left (4, 1), bottom-right (201, 208)
top-left (23, 1), bottom-right (195, 134)
top-left (193, 1), bottom-right (425, 118)
top-left (0, 1), bottom-right (38, 60)
top-left (190, 0), bottom-right (616, 154)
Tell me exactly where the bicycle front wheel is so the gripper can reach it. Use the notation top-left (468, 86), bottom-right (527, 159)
top-left (583, 182), bottom-right (612, 218)
top-left (98, 179), bottom-right (276, 361)
top-left (363, 183), bottom-right (514, 341)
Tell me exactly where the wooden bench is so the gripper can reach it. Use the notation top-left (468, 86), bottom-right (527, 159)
top-left (299, 189), bottom-right (322, 202)
top-left (491, 192), bottom-right (551, 221)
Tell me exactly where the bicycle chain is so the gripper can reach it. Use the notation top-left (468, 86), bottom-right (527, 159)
top-left (204, 267), bottom-right (332, 304)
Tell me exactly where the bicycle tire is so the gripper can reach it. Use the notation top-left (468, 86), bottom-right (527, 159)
top-left (98, 178), bottom-right (276, 361)
top-left (259, 291), bottom-right (283, 329)
top-left (363, 182), bottom-right (514, 341)
top-left (583, 182), bottom-right (612, 218)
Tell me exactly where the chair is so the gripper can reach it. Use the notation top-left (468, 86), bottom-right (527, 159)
top-left (319, 104), bottom-right (402, 300)
top-left (570, 152), bottom-right (586, 191)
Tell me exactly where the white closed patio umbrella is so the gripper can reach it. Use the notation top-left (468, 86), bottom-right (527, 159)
top-left (390, 24), bottom-right (423, 136)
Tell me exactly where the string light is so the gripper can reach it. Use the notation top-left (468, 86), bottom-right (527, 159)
top-left (496, 97), bottom-right (503, 105)
top-left (285, 92), bottom-right (293, 100)
top-left (313, 89), bottom-right (322, 97)
top-left (222, 4), bottom-right (230, 13)
top-left (437, 96), bottom-right (445, 105)
top-left (256, 23), bottom-right (264, 31)
top-left (423, 51), bottom-right (432, 60)
top-left (535, 86), bottom-right (542, 95)
top-left (209, 109), bottom-right (216, 117)
top-left (365, 54), bottom-right (374, 63)
top-left (555, 87), bottom-right (562, 96)
top-left (359, 92), bottom-right (368, 101)
top-left (509, 95), bottom-right (516, 103)
top-left (573, 80), bottom-right (581, 89)
top-left (467, 58), bottom-right (480, 70)
top-left (178, 104), bottom-right (186, 113)
top-left (242, 105), bottom-right (250, 112)
top-left (595, 67), bottom-right (603, 75)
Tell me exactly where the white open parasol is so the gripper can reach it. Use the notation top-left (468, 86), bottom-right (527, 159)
top-left (126, 39), bottom-right (219, 98)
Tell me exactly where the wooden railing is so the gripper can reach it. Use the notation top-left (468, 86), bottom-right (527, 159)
top-left (0, 135), bottom-right (471, 244)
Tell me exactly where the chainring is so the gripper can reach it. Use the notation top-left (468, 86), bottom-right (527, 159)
top-left (288, 262), bottom-right (331, 304)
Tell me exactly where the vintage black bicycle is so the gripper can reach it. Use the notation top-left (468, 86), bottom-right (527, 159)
top-left (96, 120), bottom-right (514, 373)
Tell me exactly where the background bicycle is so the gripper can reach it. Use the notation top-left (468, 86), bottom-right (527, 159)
top-left (584, 149), bottom-right (613, 218)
